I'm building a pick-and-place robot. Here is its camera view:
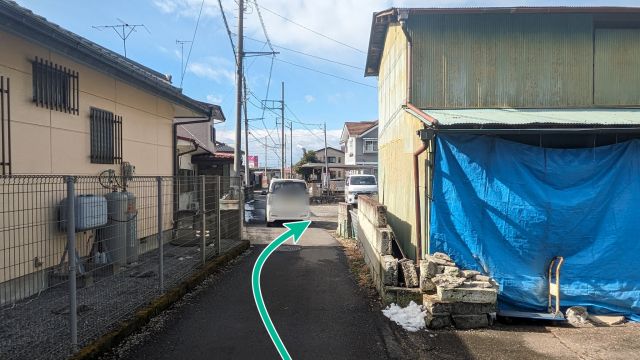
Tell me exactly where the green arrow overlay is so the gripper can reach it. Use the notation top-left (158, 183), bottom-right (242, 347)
top-left (251, 220), bottom-right (311, 360)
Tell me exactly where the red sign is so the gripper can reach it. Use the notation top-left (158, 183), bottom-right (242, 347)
top-left (248, 155), bottom-right (259, 168)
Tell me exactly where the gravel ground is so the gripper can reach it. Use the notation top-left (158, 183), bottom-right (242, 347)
top-left (0, 238), bottom-right (243, 360)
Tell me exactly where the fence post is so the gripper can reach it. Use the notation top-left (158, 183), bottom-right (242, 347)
top-left (201, 175), bottom-right (206, 265)
top-left (217, 176), bottom-right (221, 256)
top-left (157, 176), bottom-right (164, 292)
top-left (65, 176), bottom-right (78, 351)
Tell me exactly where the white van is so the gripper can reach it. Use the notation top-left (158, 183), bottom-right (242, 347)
top-left (266, 179), bottom-right (310, 227)
top-left (345, 174), bottom-right (378, 205)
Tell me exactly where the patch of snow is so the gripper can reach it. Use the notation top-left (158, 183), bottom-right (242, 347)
top-left (244, 203), bottom-right (255, 210)
top-left (244, 210), bottom-right (254, 222)
top-left (382, 301), bottom-right (426, 332)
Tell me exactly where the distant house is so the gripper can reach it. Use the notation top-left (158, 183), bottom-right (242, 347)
top-left (365, 7), bottom-right (640, 317)
top-left (340, 121), bottom-right (378, 175)
top-left (314, 146), bottom-right (345, 179)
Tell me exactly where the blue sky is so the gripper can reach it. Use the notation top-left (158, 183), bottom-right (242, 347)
top-left (14, 0), bottom-right (640, 167)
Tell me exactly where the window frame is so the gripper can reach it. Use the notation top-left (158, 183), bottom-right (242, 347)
top-left (362, 138), bottom-right (378, 153)
top-left (32, 57), bottom-right (79, 114)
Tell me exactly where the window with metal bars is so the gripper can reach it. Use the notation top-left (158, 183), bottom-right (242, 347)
top-left (32, 57), bottom-right (79, 114)
top-left (90, 108), bottom-right (122, 164)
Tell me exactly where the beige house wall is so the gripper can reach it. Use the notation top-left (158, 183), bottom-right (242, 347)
top-left (0, 30), bottom-right (181, 293)
top-left (377, 24), bottom-right (428, 260)
top-left (0, 29), bottom-right (175, 176)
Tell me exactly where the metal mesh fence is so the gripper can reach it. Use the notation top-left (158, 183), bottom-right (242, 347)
top-left (0, 175), bottom-right (243, 359)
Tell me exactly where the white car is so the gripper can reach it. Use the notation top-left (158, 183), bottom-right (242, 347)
top-left (345, 174), bottom-right (378, 205)
top-left (266, 179), bottom-right (310, 227)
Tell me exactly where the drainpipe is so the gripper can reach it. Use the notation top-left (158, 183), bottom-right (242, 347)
top-left (413, 141), bottom-right (427, 261)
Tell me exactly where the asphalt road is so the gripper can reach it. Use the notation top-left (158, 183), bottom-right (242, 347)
top-left (117, 195), bottom-right (411, 360)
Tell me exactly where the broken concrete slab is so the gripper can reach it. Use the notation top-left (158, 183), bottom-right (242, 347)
top-left (423, 295), bottom-right (497, 315)
top-left (382, 255), bottom-right (398, 286)
top-left (452, 314), bottom-right (489, 329)
top-left (443, 266), bottom-right (460, 277)
top-left (461, 270), bottom-right (480, 279)
top-left (437, 286), bottom-right (498, 303)
top-left (419, 259), bottom-right (439, 279)
top-left (460, 280), bottom-right (495, 289)
top-left (399, 259), bottom-right (419, 287)
top-left (433, 252), bottom-right (452, 262)
top-left (425, 313), bottom-right (451, 329)
top-left (424, 254), bottom-right (455, 267)
top-left (474, 274), bottom-right (491, 282)
top-left (432, 274), bottom-right (466, 289)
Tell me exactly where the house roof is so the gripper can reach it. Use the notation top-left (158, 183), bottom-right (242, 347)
top-left (215, 141), bottom-right (235, 153)
top-left (314, 146), bottom-right (344, 154)
top-left (365, 7), bottom-right (640, 76)
top-left (0, 0), bottom-right (223, 120)
top-left (344, 121), bottom-right (378, 136)
top-left (410, 108), bottom-right (640, 132)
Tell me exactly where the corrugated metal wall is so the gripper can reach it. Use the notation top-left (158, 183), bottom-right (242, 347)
top-left (378, 24), bottom-right (426, 258)
top-left (595, 28), bottom-right (640, 106)
top-left (409, 14), bottom-right (595, 108)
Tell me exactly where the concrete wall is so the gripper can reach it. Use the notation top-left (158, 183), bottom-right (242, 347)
top-left (355, 196), bottom-right (396, 294)
top-left (377, 24), bottom-right (428, 260)
top-left (0, 29), bottom-right (176, 176)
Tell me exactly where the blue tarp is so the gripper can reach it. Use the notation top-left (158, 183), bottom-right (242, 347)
top-left (429, 134), bottom-right (640, 320)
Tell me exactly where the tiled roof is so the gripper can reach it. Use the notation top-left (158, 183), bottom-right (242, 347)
top-left (345, 121), bottom-right (378, 136)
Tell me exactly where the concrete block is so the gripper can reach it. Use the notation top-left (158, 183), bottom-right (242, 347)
top-left (374, 228), bottom-right (394, 256)
top-left (461, 280), bottom-right (495, 289)
top-left (452, 314), bottom-right (489, 329)
top-left (399, 259), bottom-right (419, 287)
top-left (423, 295), bottom-right (497, 315)
top-left (461, 270), bottom-right (480, 279)
top-left (425, 313), bottom-right (451, 329)
top-left (420, 259), bottom-right (440, 279)
top-left (443, 266), bottom-right (460, 277)
top-left (433, 252), bottom-right (452, 262)
top-left (384, 286), bottom-right (423, 307)
top-left (425, 254), bottom-right (455, 267)
top-left (358, 195), bottom-right (387, 228)
top-left (432, 274), bottom-right (466, 289)
top-left (382, 255), bottom-right (398, 286)
top-left (437, 286), bottom-right (497, 304)
top-left (474, 274), bottom-right (491, 282)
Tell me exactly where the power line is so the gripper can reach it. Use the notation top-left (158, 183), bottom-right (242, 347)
top-left (252, 0), bottom-right (274, 53)
top-left (258, 5), bottom-right (366, 54)
top-left (274, 58), bottom-right (376, 88)
top-left (181, 0), bottom-right (205, 87)
top-left (217, 0), bottom-right (237, 62)
top-left (242, 35), bottom-right (363, 70)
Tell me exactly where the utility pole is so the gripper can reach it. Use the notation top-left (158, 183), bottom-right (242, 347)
top-left (233, 0), bottom-right (244, 178)
top-left (324, 122), bottom-right (328, 190)
top-left (280, 82), bottom-right (285, 179)
top-left (243, 83), bottom-right (250, 185)
top-left (289, 122), bottom-right (293, 179)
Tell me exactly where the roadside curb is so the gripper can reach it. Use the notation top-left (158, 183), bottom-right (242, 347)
top-left (71, 240), bottom-right (251, 360)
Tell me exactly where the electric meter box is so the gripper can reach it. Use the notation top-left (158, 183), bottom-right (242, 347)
top-left (60, 195), bottom-right (108, 231)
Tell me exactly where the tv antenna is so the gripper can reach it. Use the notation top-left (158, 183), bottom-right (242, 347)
top-left (93, 19), bottom-right (150, 57)
top-left (176, 39), bottom-right (192, 87)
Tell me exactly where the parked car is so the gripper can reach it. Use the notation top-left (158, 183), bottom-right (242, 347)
top-left (345, 174), bottom-right (378, 205)
top-left (266, 179), bottom-right (310, 227)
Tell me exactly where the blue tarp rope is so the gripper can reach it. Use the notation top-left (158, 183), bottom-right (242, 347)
top-left (429, 134), bottom-right (640, 321)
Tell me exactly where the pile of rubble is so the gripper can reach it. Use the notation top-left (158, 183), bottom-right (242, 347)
top-left (418, 252), bottom-right (498, 329)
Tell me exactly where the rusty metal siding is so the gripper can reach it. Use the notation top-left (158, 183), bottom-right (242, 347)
top-left (409, 13), bottom-right (594, 108)
top-left (594, 28), bottom-right (640, 106)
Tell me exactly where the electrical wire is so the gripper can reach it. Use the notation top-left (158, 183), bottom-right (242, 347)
top-left (274, 58), bottom-right (375, 88)
top-left (258, 4), bottom-right (366, 54)
top-left (181, 0), bottom-right (206, 87)
top-left (242, 35), bottom-right (363, 70)
top-left (252, 0), bottom-right (274, 53)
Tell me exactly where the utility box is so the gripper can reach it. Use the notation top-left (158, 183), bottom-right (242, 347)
top-left (59, 195), bottom-right (108, 231)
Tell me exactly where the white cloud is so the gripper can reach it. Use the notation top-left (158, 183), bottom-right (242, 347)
top-left (187, 58), bottom-right (235, 84)
top-left (304, 94), bottom-right (315, 103)
top-left (206, 94), bottom-right (223, 103)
